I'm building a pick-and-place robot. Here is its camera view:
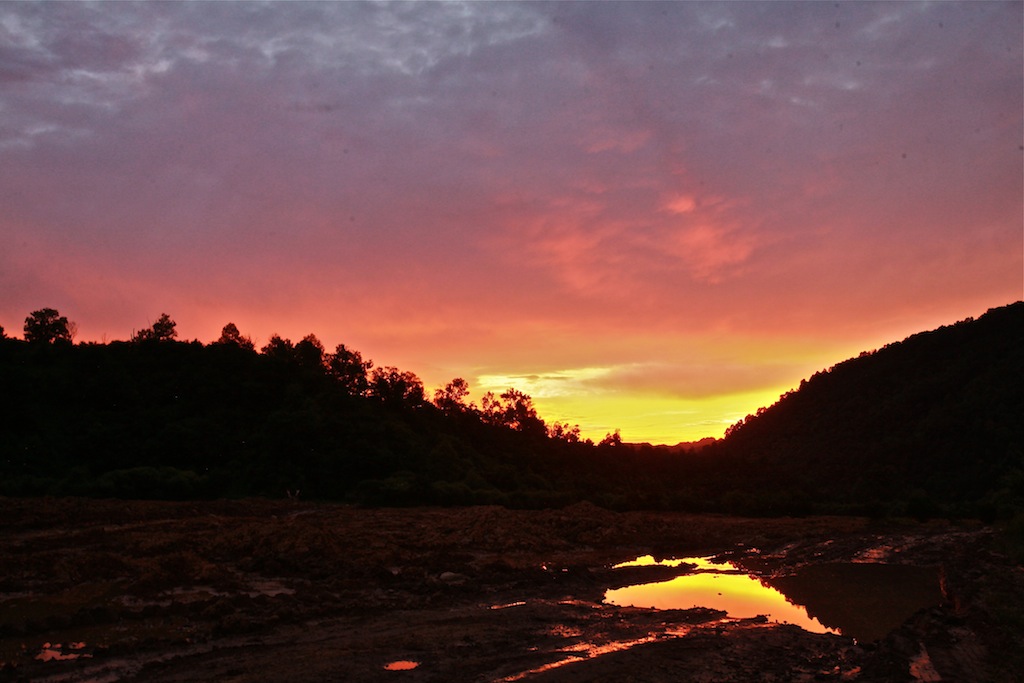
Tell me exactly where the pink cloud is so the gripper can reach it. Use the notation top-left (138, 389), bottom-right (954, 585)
top-left (663, 194), bottom-right (697, 214)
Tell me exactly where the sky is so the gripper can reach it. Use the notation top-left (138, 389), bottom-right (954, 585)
top-left (1, 1), bottom-right (1021, 444)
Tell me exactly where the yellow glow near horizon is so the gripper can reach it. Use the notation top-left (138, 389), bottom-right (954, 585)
top-left (529, 384), bottom-right (793, 445)
top-left (468, 337), bottom-right (853, 444)
top-left (614, 555), bottom-right (725, 570)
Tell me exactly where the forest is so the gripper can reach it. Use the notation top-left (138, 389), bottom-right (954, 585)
top-left (1, 302), bottom-right (1021, 518)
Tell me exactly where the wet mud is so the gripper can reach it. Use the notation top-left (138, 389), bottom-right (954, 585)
top-left (1, 498), bottom-right (1020, 682)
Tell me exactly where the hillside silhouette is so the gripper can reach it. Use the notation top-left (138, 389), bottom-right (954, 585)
top-left (1, 302), bottom-right (1021, 517)
top-left (684, 301), bottom-right (1024, 517)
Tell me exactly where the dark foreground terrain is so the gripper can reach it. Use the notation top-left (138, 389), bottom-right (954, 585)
top-left (1, 498), bottom-right (1021, 682)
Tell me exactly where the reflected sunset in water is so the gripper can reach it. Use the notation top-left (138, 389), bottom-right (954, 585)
top-left (606, 556), bottom-right (836, 634)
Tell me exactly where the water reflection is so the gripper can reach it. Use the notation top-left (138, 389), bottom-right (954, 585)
top-left (384, 660), bottom-right (420, 671)
top-left (35, 641), bottom-right (91, 662)
top-left (494, 632), bottom-right (678, 683)
top-left (606, 556), bottom-right (836, 635)
top-left (606, 555), bottom-right (943, 642)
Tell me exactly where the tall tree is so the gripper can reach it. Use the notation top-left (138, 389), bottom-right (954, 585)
top-left (370, 366), bottom-right (425, 407)
top-left (215, 322), bottom-right (255, 350)
top-left (481, 389), bottom-right (546, 436)
top-left (23, 308), bottom-right (73, 344)
top-left (328, 344), bottom-right (372, 396)
top-left (133, 313), bottom-right (177, 342)
top-left (294, 334), bottom-right (326, 369)
top-left (434, 378), bottom-right (471, 413)
top-left (261, 334), bottom-right (294, 361)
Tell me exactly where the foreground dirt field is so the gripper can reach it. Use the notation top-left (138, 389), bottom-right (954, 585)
top-left (1, 498), bottom-right (1021, 682)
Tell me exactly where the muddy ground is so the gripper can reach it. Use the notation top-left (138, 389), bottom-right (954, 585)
top-left (1, 498), bottom-right (1021, 682)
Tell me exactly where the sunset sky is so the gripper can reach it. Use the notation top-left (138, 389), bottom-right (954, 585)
top-left (1, 1), bottom-right (1021, 444)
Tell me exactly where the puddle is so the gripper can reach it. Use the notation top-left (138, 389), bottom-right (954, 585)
top-left (494, 632), bottom-right (681, 682)
top-left (606, 555), bottom-right (943, 641)
top-left (35, 641), bottom-right (92, 662)
top-left (384, 659), bottom-right (420, 670)
top-left (606, 556), bottom-right (836, 635)
top-left (768, 562), bottom-right (943, 642)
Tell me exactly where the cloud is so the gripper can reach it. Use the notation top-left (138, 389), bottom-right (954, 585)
top-left (663, 194), bottom-right (697, 215)
top-left (477, 367), bottom-right (610, 399)
top-left (668, 223), bottom-right (756, 283)
top-left (584, 361), bottom-right (804, 401)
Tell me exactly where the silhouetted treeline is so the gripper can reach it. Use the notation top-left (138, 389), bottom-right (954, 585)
top-left (1, 303), bottom-right (1022, 518)
top-left (0, 314), bottom-right (634, 507)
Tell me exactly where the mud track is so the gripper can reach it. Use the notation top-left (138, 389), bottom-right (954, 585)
top-left (1, 498), bottom-right (1020, 682)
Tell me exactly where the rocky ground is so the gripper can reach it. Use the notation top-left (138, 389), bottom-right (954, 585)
top-left (0, 498), bottom-right (1021, 682)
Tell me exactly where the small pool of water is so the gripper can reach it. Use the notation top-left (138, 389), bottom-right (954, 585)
top-left (35, 641), bottom-right (91, 662)
top-left (384, 659), bottom-right (420, 671)
top-left (605, 555), bottom-right (943, 641)
top-left (606, 556), bottom-right (836, 635)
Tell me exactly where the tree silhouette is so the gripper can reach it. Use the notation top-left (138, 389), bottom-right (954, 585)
top-left (295, 334), bottom-right (326, 370)
top-left (328, 344), bottom-right (372, 396)
top-left (481, 389), bottom-right (546, 436)
top-left (23, 308), bottom-right (73, 344)
top-left (434, 377), bottom-right (471, 413)
top-left (0, 323), bottom-right (5, 339)
top-left (133, 313), bottom-right (177, 342)
top-left (370, 366), bottom-right (425, 407)
top-left (215, 322), bottom-right (255, 350)
top-left (548, 421), bottom-right (583, 443)
top-left (261, 334), bottom-right (295, 361)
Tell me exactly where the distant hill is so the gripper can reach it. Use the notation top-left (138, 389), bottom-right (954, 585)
top-left (685, 302), bottom-right (1024, 517)
top-left (624, 438), bottom-right (717, 453)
